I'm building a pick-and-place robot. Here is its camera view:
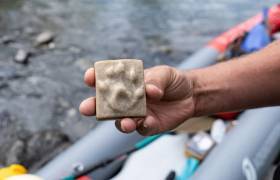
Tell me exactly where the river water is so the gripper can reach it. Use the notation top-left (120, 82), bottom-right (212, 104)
top-left (0, 0), bottom-right (278, 169)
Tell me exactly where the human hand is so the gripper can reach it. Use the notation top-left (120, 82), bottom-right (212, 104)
top-left (79, 65), bottom-right (195, 136)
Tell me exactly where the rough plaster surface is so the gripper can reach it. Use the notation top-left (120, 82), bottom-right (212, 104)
top-left (95, 59), bottom-right (146, 120)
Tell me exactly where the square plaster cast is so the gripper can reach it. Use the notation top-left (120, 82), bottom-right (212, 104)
top-left (94, 59), bottom-right (146, 120)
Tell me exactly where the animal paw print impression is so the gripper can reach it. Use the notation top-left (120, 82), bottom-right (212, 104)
top-left (95, 59), bottom-right (146, 120)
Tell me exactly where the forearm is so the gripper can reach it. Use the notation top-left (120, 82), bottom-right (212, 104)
top-left (186, 40), bottom-right (280, 116)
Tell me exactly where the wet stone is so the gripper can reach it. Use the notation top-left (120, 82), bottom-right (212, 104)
top-left (35, 31), bottom-right (54, 46)
top-left (158, 45), bottom-right (173, 54)
top-left (48, 42), bottom-right (56, 49)
top-left (6, 140), bottom-right (25, 165)
top-left (95, 59), bottom-right (146, 120)
top-left (14, 49), bottom-right (30, 64)
top-left (24, 130), bottom-right (70, 169)
top-left (0, 35), bottom-right (15, 45)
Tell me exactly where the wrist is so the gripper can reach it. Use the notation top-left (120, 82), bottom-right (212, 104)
top-left (184, 68), bottom-right (225, 117)
top-left (184, 70), bottom-right (201, 117)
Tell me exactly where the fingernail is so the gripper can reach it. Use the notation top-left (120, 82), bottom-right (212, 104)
top-left (146, 83), bottom-right (158, 90)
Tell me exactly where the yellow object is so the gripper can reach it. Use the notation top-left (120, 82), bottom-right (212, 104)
top-left (0, 164), bottom-right (27, 180)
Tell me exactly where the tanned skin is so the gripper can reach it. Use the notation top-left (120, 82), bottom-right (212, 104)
top-left (80, 40), bottom-right (280, 136)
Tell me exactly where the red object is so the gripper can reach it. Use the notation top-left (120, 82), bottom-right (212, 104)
top-left (215, 112), bottom-right (240, 120)
top-left (268, 4), bottom-right (280, 34)
top-left (208, 14), bottom-right (262, 52)
top-left (77, 176), bottom-right (92, 180)
top-left (208, 4), bottom-right (280, 53)
top-left (207, 5), bottom-right (280, 120)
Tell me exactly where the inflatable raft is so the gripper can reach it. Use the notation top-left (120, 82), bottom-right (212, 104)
top-left (36, 5), bottom-right (280, 180)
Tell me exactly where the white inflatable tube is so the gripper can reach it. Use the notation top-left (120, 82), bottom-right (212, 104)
top-left (192, 107), bottom-right (280, 180)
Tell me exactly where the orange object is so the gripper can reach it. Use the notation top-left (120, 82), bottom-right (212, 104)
top-left (208, 4), bottom-right (280, 53)
top-left (208, 14), bottom-right (262, 52)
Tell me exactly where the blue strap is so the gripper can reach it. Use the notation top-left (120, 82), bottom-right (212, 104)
top-left (240, 23), bottom-right (271, 53)
top-left (176, 157), bottom-right (199, 180)
top-left (240, 7), bottom-right (271, 53)
top-left (135, 134), bottom-right (163, 149)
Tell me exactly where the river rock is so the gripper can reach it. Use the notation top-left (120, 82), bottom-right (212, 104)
top-left (35, 31), bottom-right (54, 46)
top-left (0, 35), bottom-right (14, 45)
top-left (6, 140), bottom-right (25, 165)
top-left (14, 49), bottom-right (30, 64)
top-left (48, 42), bottom-right (56, 49)
top-left (25, 130), bottom-right (70, 166)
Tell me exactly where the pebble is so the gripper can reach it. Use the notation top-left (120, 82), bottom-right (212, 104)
top-left (6, 140), bottom-right (25, 165)
top-left (14, 49), bottom-right (30, 64)
top-left (0, 35), bottom-right (14, 45)
top-left (35, 31), bottom-right (54, 46)
top-left (159, 45), bottom-right (172, 54)
top-left (66, 108), bottom-right (77, 118)
top-left (48, 42), bottom-right (56, 49)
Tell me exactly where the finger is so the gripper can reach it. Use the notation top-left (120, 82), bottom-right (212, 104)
top-left (145, 84), bottom-right (164, 101)
top-left (79, 97), bottom-right (96, 116)
top-left (137, 115), bottom-right (160, 136)
top-left (84, 68), bottom-right (95, 87)
top-left (115, 118), bottom-right (137, 133)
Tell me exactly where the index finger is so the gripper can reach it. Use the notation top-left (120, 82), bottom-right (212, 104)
top-left (84, 67), bottom-right (95, 87)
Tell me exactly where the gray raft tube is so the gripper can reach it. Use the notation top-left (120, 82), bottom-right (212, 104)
top-left (192, 107), bottom-right (280, 180)
top-left (37, 46), bottom-right (280, 180)
top-left (36, 46), bottom-right (219, 179)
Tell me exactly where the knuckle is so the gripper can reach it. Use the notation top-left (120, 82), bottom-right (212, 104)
top-left (158, 65), bottom-right (171, 71)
